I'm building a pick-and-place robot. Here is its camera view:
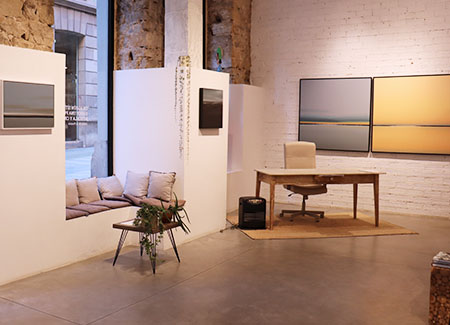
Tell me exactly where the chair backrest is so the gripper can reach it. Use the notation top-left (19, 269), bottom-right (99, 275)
top-left (284, 141), bottom-right (316, 169)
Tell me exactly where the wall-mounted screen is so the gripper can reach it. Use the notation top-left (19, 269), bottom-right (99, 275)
top-left (199, 88), bottom-right (223, 129)
top-left (1, 80), bottom-right (54, 129)
top-left (299, 78), bottom-right (372, 151)
top-left (372, 75), bottom-right (450, 154)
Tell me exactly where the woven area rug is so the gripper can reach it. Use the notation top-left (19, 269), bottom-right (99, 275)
top-left (227, 212), bottom-right (417, 240)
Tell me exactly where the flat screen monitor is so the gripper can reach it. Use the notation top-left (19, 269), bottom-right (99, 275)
top-left (1, 80), bottom-right (54, 129)
top-left (299, 77), bottom-right (372, 152)
top-left (199, 88), bottom-right (223, 129)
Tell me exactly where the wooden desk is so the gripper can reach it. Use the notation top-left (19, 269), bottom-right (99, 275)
top-left (255, 168), bottom-right (384, 230)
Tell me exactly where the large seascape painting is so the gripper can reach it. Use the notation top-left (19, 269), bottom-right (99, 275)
top-left (372, 75), bottom-right (450, 154)
top-left (299, 78), bottom-right (372, 151)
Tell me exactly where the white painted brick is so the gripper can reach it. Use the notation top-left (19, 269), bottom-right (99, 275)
top-left (252, 0), bottom-right (450, 219)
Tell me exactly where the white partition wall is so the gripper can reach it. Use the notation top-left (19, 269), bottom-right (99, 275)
top-left (0, 45), bottom-right (140, 286)
top-left (114, 67), bottom-right (229, 246)
top-left (227, 85), bottom-right (265, 212)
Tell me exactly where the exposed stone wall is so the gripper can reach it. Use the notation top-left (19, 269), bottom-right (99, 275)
top-left (206, 0), bottom-right (251, 84)
top-left (115, 0), bottom-right (164, 70)
top-left (0, 0), bottom-right (54, 52)
top-left (230, 0), bottom-right (251, 84)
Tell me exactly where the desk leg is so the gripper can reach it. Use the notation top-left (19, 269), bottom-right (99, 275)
top-left (373, 174), bottom-right (379, 227)
top-left (269, 181), bottom-right (275, 230)
top-left (353, 184), bottom-right (358, 219)
top-left (256, 173), bottom-right (261, 197)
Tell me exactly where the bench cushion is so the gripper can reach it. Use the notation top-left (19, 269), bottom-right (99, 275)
top-left (89, 200), bottom-right (132, 209)
top-left (141, 197), bottom-right (185, 209)
top-left (103, 195), bottom-right (132, 203)
top-left (66, 208), bottom-right (88, 220)
top-left (67, 204), bottom-right (110, 214)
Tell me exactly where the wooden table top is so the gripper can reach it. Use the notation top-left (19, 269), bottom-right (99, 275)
top-left (255, 168), bottom-right (385, 176)
top-left (113, 219), bottom-right (181, 233)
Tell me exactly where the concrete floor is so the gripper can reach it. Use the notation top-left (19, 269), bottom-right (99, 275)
top-left (0, 206), bottom-right (449, 325)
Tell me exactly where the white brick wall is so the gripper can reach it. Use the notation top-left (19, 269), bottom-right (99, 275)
top-left (251, 0), bottom-right (450, 218)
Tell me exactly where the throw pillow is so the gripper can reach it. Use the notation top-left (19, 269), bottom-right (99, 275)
top-left (76, 177), bottom-right (101, 204)
top-left (66, 179), bottom-right (79, 207)
top-left (123, 171), bottom-right (149, 198)
top-left (98, 175), bottom-right (124, 198)
top-left (147, 171), bottom-right (176, 202)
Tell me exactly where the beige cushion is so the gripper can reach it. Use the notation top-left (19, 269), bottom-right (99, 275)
top-left (284, 141), bottom-right (316, 169)
top-left (123, 171), bottom-right (149, 198)
top-left (76, 177), bottom-right (101, 204)
top-left (65, 208), bottom-right (88, 220)
top-left (147, 171), bottom-right (176, 202)
top-left (98, 175), bottom-right (124, 198)
top-left (66, 179), bottom-right (79, 207)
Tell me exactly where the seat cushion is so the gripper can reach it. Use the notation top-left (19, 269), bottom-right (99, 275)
top-left (103, 195), bottom-right (132, 203)
top-left (141, 197), bottom-right (186, 209)
top-left (89, 200), bottom-right (131, 209)
top-left (123, 193), bottom-right (143, 206)
top-left (67, 204), bottom-right (110, 214)
top-left (66, 208), bottom-right (88, 220)
top-left (285, 184), bottom-right (327, 195)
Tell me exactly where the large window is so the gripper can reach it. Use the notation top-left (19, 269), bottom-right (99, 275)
top-left (53, 0), bottom-right (111, 180)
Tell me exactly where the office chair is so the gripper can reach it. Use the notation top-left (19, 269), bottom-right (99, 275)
top-left (280, 141), bottom-right (327, 222)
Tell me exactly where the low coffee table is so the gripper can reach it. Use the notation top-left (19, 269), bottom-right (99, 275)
top-left (112, 219), bottom-right (182, 274)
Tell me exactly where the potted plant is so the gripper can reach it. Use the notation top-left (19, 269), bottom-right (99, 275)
top-left (133, 194), bottom-right (190, 262)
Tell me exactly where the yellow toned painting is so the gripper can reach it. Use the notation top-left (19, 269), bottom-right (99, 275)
top-left (372, 126), bottom-right (450, 154)
top-left (373, 75), bottom-right (450, 125)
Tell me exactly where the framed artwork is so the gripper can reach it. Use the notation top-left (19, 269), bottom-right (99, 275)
top-left (299, 78), bottom-right (372, 151)
top-left (372, 75), bottom-right (450, 154)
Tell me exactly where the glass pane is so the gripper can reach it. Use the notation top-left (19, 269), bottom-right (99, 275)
top-left (53, 1), bottom-right (108, 180)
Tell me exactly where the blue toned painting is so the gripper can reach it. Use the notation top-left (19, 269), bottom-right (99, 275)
top-left (299, 78), bottom-right (372, 151)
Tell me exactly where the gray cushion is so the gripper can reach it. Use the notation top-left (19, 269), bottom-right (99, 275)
top-left (141, 197), bottom-right (186, 209)
top-left (103, 195), bottom-right (132, 203)
top-left (98, 175), bottom-right (124, 198)
top-left (123, 171), bottom-right (149, 198)
top-left (147, 171), bottom-right (176, 202)
top-left (123, 193), bottom-right (143, 206)
top-left (66, 179), bottom-right (79, 207)
top-left (89, 200), bottom-right (131, 209)
top-left (77, 177), bottom-right (101, 204)
top-left (67, 204), bottom-right (110, 214)
top-left (66, 208), bottom-right (88, 220)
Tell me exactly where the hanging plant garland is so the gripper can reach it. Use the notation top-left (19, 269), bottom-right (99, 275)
top-left (174, 56), bottom-right (192, 159)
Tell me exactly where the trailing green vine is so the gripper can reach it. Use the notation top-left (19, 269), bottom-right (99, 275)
top-left (133, 194), bottom-right (190, 262)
